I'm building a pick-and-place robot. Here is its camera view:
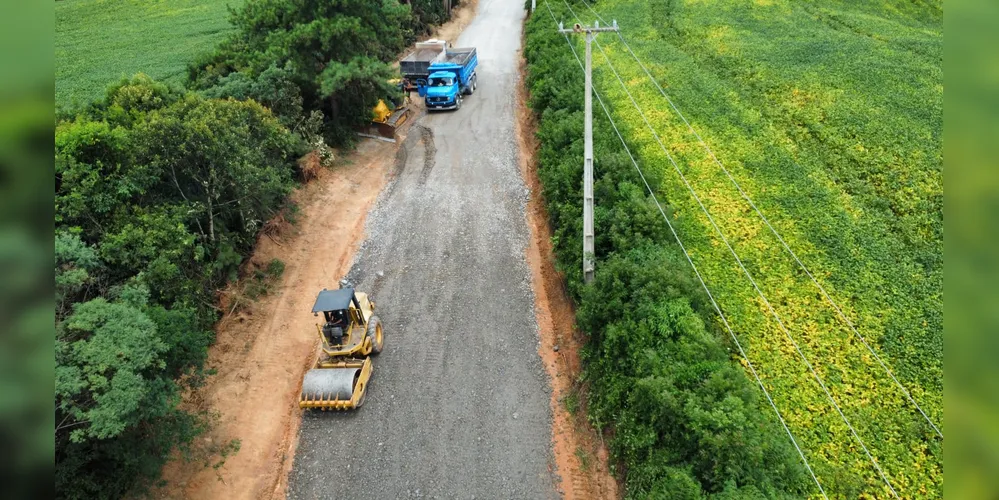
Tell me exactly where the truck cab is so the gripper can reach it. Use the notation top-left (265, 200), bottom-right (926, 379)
top-left (425, 71), bottom-right (463, 110)
top-left (419, 48), bottom-right (478, 111)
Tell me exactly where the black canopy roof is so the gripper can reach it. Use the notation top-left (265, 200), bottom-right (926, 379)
top-left (312, 288), bottom-right (355, 313)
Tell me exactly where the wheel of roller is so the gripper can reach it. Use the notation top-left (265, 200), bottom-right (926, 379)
top-left (353, 371), bottom-right (366, 408)
top-left (367, 316), bottom-right (384, 355)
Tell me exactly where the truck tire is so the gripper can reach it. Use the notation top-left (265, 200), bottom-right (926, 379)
top-left (456, 95), bottom-right (462, 110)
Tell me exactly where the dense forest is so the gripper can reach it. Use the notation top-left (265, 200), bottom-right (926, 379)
top-left (54, 0), bottom-right (456, 497)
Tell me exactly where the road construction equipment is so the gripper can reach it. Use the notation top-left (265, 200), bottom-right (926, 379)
top-left (419, 47), bottom-right (478, 111)
top-left (400, 39), bottom-right (449, 91)
top-left (364, 98), bottom-right (412, 142)
top-left (299, 287), bottom-right (384, 410)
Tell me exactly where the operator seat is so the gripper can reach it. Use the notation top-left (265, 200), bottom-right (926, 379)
top-left (322, 322), bottom-right (344, 346)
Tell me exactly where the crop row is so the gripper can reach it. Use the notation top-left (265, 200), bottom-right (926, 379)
top-left (546, 0), bottom-right (943, 496)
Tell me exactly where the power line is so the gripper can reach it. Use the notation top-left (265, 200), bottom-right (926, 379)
top-left (578, 0), bottom-right (942, 442)
top-left (556, 1), bottom-right (900, 496)
top-left (593, 31), bottom-right (902, 500)
top-left (541, 2), bottom-right (827, 497)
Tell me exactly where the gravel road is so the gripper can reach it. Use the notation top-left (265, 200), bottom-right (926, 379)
top-left (288, 0), bottom-right (559, 498)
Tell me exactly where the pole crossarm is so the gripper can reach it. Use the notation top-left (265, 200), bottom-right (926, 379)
top-left (558, 20), bottom-right (619, 34)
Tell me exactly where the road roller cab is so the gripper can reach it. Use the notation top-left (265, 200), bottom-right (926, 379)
top-left (300, 287), bottom-right (384, 410)
top-left (311, 288), bottom-right (382, 358)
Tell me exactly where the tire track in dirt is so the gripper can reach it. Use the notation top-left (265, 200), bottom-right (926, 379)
top-left (417, 125), bottom-right (437, 185)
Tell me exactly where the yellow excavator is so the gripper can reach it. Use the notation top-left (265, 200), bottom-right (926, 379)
top-left (362, 79), bottom-right (412, 142)
top-left (299, 287), bottom-right (384, 410)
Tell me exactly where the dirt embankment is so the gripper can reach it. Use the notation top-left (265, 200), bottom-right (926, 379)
top-left (433, 0), bottom-right (479, 43)
top-left (516, 46), bottom-right (621, 499)
top-left (156, 140), bottom-right (397, 500)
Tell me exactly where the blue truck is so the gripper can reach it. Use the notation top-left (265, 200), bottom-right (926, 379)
top-left (418, 47), bottom-right (478, 111)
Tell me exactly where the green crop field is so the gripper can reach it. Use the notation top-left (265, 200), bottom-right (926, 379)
top-left (542, 0), bottom-right (942, 497)
top-left (56, 0), bottom-right (242, 108)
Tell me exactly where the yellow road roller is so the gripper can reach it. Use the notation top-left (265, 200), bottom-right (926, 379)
top-left (299, 287), bottom-right (384, 410)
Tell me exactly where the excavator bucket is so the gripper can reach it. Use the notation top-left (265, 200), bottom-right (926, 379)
top-left (299, 358), bottom-right (372, 410)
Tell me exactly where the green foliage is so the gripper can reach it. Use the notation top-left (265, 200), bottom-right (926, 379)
top-left (55, 0), bottom-right (242, 108)
top-left (56, 293), bottom-right (168, 443)
top-left (244, 259), bottom-right (287, 300)
top-left (575, 446), bottom-right (591, 472)
top-left (201, 63), bottom-right (306, 129)
top-left (57, 75), bottom-right (302, 293)
top-left (55, 231), bottom-right (99, 312)
top-left (532, 0), bottom-right (942, 496)
top-left (410, 0), bottom-right (459, 34)
top-left (56, 0), bottom-right (458, 494)
top-left (577, 250), bottom-right (811, 497)
top-left (188, 0), bottom-right (413, 143)
top-left (55, 282), bottom-right (210, 499)
top-left (563, 391), bottom-right (580, 415)
top-left (524, 14), bottom-right (812, 497)
top-left (55, 75), bottom-right (301, 498)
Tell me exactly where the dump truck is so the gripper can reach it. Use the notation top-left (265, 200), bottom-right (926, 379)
top-left (299, 287), bottom-right (384, 410)
top-left (399, 39), bottom-right (448, 91)
top-left (419, 47), bottom-right (478, 111)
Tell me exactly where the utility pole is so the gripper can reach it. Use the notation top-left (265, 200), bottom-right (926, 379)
top-left (558, 20), bottom-right (618, 284)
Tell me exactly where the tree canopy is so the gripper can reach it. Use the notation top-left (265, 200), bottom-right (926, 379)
top-left (55, 75), bottom-right (302, 498)
top-left (189, 0), bottom-right (415, 143)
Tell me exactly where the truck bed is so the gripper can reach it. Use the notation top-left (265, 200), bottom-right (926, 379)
top-left (402, 47), bottom-right (445, 63)
top-left (400, 43), bottom-right (448, 77)
top-left (442, 48), bottom-right (476, 67)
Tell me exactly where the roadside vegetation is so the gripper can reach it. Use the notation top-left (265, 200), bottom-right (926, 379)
top-left (526, 0), bottom-right (942, 497)
top-left (524, 15), bottom-right (813, 498)
top-left (54, 1), bottom-right (459, 497)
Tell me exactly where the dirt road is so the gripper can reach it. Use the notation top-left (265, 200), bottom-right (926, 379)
top-left (288, 0), bottom-right (559, 498)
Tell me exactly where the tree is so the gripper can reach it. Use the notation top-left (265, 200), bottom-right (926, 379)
top-left (201, 63), bottom-right (305, 129)
top-left (55, 290), bottom-right (170, 444)
top-left (189, 0), bottom-right (411, 143)
top-left (133, 95), bottom-right (298, 256)
top-left (55, 231), bottom-right (100, 316)
top-left (56, 75), bottom-right (303, 291)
